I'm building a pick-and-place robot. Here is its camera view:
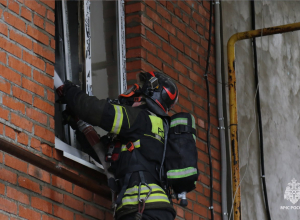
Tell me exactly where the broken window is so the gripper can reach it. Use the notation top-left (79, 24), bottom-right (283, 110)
top-left (54, 0), bottom-right (126, 171)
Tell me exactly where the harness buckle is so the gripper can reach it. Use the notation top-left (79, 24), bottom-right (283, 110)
top-left (126, 142), bottom-right (135, 152)
top-left (138, 182), bottom-right (152, 203)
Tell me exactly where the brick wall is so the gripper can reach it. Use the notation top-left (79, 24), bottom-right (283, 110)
top-left (0, 0), bottom-right (113, 219)
top-left (125, 1), bottom-right (221, 219)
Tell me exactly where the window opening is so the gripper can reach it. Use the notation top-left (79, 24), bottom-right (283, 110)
top-left (54, 0), bottom-right (126, 171)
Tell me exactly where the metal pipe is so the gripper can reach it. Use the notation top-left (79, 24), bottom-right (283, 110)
top-left (214, 0), bottom-right (228, 219)
top-left (227, 22), bottom-right (300, 220)
top-left (0, 137), bottom-right (111, 200)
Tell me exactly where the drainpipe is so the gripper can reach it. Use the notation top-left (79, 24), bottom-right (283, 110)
top-left (227, 22), bottom-right (300, 220)
top-left (214, 1), bottom-right (228, 220)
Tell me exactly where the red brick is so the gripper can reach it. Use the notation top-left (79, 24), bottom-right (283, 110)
top-left (75, 214), bottom-right (91, 220)
top-left (53, 205), bottom-right (74, 220)
top-left (85, 204), bottom-right (105, 220)
top-left (187, 28), bottom-right (200, 42)
top-left (185, 47), bottom-right (198, 62)
top-left (146, 7), bottom-right (161, 24)
top-left (0, 78), bottom-right (10, 94)
top-left (0, 51), bottom-right (5, 64)
top-left (126, 25), bottom-right (145, 36)
top-left (73, 185), bottom-right (93, 201)
top-left (145, 0), bottom-right (156, 9)
top-left (26, 107), bottom-right (47, 125)
top-left (3, 12), bottom-right (26, 33)
top-left (0, 106), bottom-right (8, 120)
top-left (22, 78), bottom-right (44, 97)
top-left (153, 24), bottom-right (168, 41)
top-left (161, 19), bottom-right (175, 35)
top-left (172, 17), bottom-right (186, 33)
top-left (34, 124), bottom-right (54, 143)
top-left (64, 194), bottom-right (84, 212)
top-left (8, 55), bottom-right (31, 76)
top-left (179, 74), bottom-right (194, 90)
top-left (46, 63), bottom-right (54, 76)
top-left (177, 31), bottom-right (191, 48)
top-left (3, 95), bottom-right (24, 113)
top-left (0, 197), bottom-right (17, 214)
top-left (33, 42), bottom-right (55, 62)
top-left (0, 22), bottom-right (8, 36)
top-left (178, 96), bottom-right (193, 111)
top-left (7, 186), bottom-right (29, 204)
top-left (125, 2), bottom-right (145, 14)
top-left (126, 48), bottom-right (146, 59)
top-left (50, 38), bottom-right (55, 49)
top-left (0, 123), bottom-right (3, 135)
top-left (94, 194), bottom-right (112, 209)
top-left (42, 215), bottom-right (57, 220)
top-left (192, 12), bottom-right (206, 27)
top-left (157, 4), bottom-right (171, 21)
top-left (47, 10), bottom-right (55, 22)
top-left (194, 85), bottom-right (207, 99)
top-left (174, 61), bottom-right (188, 76)
top-left (5, 154), bottom-right (27, 173)
top-left (141, 15), bottom-right (153, 29)
top-left (19, 205), bottom-right (41, 220)
top-left (49, 117), bottom-right (54, 129)
top-left (157, 49), bottom-right (172, 65)
top-left (31, 197), bottom-right (52, 214)
top-left (17, 132), bottom-right (28, 145)
top-left (0, 36), bottom-right (21, 58)
top-left (42, 186), bottom-right (63, 203)
top-left (8, 0), bottom-right (19, 14)
top-left (21, 6), bottom-right (32, 21)
top-left (40, 0), bottom-right (55, 9)
top-left (41, 143), bottom-right (52, 157)
top-left (18, 176), bottom-right (40, 193)
top-left (27, 26), bottom-right (49, 45)
top-left (45, 21), bottom-right (55, 36)
top-left (23, 50), bottom-right (45, 71)
top-left (33, 14), bottom-right (44, 29)
top-left (147, 53), bottom-right (162, 70)
top-left (162, 42), bottom-right (177, 58)
top-left (5, 125), bottom-right (16, 140)
top-left (0, 0), bottom-right (7, 6)
top-left (47, 90), bottom-right (54, 102)
top-left (166, 1), bottom-right (174, 12)
top-left (170, 36), bottom-right (184, 52)
top-left (105, 212), bottom-right (114, 220)
top-left (28, 164), bottom-right (50, 183)
top-left (141, 38), bottom-right (157, 54)
top-left (146, 30), bottom-right (161, 46)
top-left (178, 53), bottom-right (192, 68)
top-left (0, 183), bottom-right (5, 194)
top-left (0, 167), bottom-right (17, 184)
top-left (34, 97), bottom-right (54, 115)
top-left (52, 175), bottom-right (72, 193)
top-left (12, 86), bottom-right (32, 104)
top-left (174, 7), bottom-right (182, 18)
top-left (193, 203), bottom-right (207, 218)
top-left (24, 0), bottom-right (46, 16)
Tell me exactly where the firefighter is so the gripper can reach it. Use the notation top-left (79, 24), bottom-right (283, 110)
top-left (62, 71), bottom-right (178, 220)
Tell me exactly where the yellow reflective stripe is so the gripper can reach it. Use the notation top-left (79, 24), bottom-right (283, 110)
top-left (122, 106), bottom-right (130, 129)
top-left (144, 134), bottom-right (164, 144)
top-left (117, 193), bottom-right (170, 210)
top-left (111, 105), bottom-right (123, 134)
top-left (124, 184), bottom-right (163, 195)
top-left (121, 140), bottom-right (140, 152)
top-left (149, 115), bottom-right (164, 138)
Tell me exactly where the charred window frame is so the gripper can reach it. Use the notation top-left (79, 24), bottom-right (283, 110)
top-left (54, 0), bottom-right (126, 171)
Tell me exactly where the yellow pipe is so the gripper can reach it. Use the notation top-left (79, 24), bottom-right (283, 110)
top-left (227, 22), bottom-right (300, 220)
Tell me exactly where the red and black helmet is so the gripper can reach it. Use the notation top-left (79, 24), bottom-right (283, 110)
top-left (138, 71), bottom-right (178, 113)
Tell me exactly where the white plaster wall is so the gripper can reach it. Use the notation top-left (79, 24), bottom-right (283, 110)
top-left (222, 1), bottom-right (300, 219)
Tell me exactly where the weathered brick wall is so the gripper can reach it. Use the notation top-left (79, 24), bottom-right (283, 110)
top-left (0, 0), bottom-right (113, 219)
top-left (125, 1), bottom-right (221, 219)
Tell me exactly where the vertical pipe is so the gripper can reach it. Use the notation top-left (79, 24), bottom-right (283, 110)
top-left (227, 34), bottom-right (241, 220)
top-left (214, 0), bottom-right (228, 219)
top-left (227, 22), bottom-right (300, 220)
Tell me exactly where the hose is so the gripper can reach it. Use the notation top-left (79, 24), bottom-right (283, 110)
top-left (204, 1), bottom-right (214, 219)
top-left (250, 1), bottom-right (272, 219)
